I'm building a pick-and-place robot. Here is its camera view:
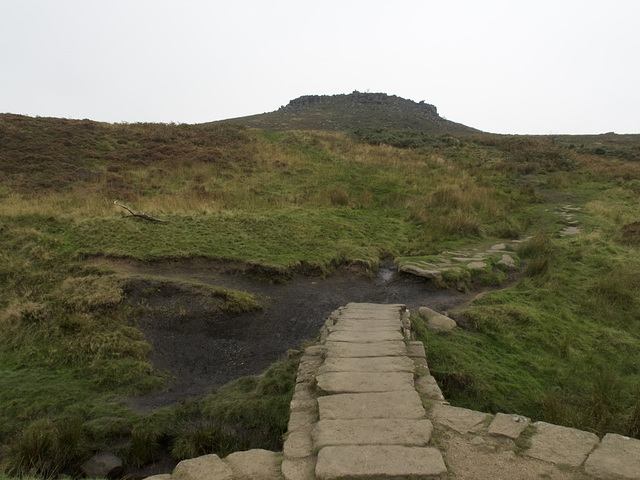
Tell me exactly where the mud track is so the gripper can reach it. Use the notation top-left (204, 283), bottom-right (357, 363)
top-left (100, 259), bottom-right (496, 412)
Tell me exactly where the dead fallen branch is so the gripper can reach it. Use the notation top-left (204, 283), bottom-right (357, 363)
top-left (114, 201), bottom-right (168, 223)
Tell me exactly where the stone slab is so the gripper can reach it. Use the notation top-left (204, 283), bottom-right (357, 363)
top-left (316, 371), bottom-right (415, 394)
top-left (325, 340), bottom-right (406, 358)
top-left (172, 454), bottom-right (233, 480)
top-left (289, 385), bottom-right (316, 412)
top-left (281, 456), bottom-right (316, 480)
top-left (326, 329), bottom-right (404, 343)
top-left (283, 431), bottom-right (313, 459)
top-left (585, 433), bottom-right (640, 479)
top-left (406, 341), bottom-right (426, 358)
top-left (488, 413), bottom-right (530, 439)
top-left (525, 421), bottom-right (599, 467)
top-left (287, 410), bottom-right (316, 433)
top-left (318, 356), bottom-right (415, 373)
top-left (415, 375), bottom-right (444, 400)
top-left (312, 418), bottom-right (433, 447)
top-left (315, 445), bottom-right (447, 479)
top-left (318, 391), bottom-right (426, 420)
top-left (431, 404), bottom-right (489, 434)
top-left (344, 302), bottom-right (404, 310)
top-left (328, 321), bottom-right (401, 331)
top-left (225, 449), bottom-right (281, 480)
top-left (399, 264), bottom-right (444, 278)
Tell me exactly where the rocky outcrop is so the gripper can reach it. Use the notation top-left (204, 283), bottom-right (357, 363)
top-left (281, 92), bottom-right (439, 118)
top-left (216, 91), bottom-right (480, 134)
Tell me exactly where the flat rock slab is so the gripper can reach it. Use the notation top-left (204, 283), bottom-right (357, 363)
top-left (318, 356), bottom-right (415, 373)
top-left (316, 371), bottom-right (415, 394)
top-left (318, 391), bottom-right (426, 420)
top-left (431, 404), bottom-right (488, 434)
top-left (326, 329), bottom-right (404, 343)
top-left (312, 418), bottom-right (433, 447)
top-left (488, 413), bottom-right (530, 439)
top-left (525, 421), bottom-right (599, 467)
top-left (315, 445), bottom-right (447, 479)
top-left (585, 433), bottom-right (640, 479)
top-left (325, 340), bottom-right (407, 358)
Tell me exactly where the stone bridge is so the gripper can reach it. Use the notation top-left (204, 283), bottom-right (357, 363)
top-left (153, 303), bottom-right (640, 480)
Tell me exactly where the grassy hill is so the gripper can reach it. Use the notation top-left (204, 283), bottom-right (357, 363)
top-left (1, 111), bottom-right (640, 476)
top-left (209, 91), bottom-right (481, 134)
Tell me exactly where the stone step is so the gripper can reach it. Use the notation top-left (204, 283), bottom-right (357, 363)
top-left (318, 391), bottom-right (426, 420)
top-left (325, 340), bottom-right (407, 358)
top-left (315, 445), bottom-right (447, 479)
top-left (312, 418), bottom-right (434, 447)
top-left (318, 356), bottom-right (415, 373)
top-left (316, 371), bottom-right (415, 394)
top-left (325, 329), bottom-right (405, 343)
top-left (326, 322), bottom-right (402, 331)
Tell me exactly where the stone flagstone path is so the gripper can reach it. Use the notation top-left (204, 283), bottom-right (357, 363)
top-left (146, 302), bottom-right (640, 480)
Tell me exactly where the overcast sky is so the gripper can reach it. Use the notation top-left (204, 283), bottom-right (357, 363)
top-left (2, 0), bottom-right (638, 134)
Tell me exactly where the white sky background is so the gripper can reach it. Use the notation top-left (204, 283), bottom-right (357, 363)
top-left (1, 0), bottom-right (638, 134)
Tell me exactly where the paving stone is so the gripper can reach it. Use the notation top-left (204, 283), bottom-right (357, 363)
top-left (281, 456), bottom-right (316, 480)
top-left (430, 404), bottom-right (489, 434)
top-left (172, 454), bottom-right (233, 480)
top-left (315, 445), bottom-right (447, 479)
top-left (289, 385), bottom-right (316, 412)
top-left (488, 412), bottom-right (530, 439)
top-left (318, 355), bottom-right (415, 373)
top-left (525, 421), bottom-right (599, 467)
top-left (491, 243), bottom-right (507, 250)
top-left (312, 418), bottom-right (433, 447)
top-left (327, 321), bottom-right (401, 331)
top-left (318, 391), bottom-right (426, 420)
top-left (406, 341), bottom-right (426, 358)
top-left (415, 375), bottom-right (444, 400)
top-left (316, 371), bottom-right (415, 394)
top-left (585, 433), bottom-right (640, 479)
top-left (225, 449), bottom-right (281, 480)
top-left (287, 410), bottom-right (316, 433)
top-left (326, 329), bottom-right (404, 343)
top-left (283, 431), bottom-right (313, 459)
top-left (325, 340), bottom-right (406, 358)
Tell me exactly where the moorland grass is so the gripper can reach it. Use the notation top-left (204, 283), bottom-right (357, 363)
top-left (1, 114), bottom-right (640, 475)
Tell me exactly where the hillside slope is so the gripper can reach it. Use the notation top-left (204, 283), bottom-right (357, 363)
top-left (209, 91), bottom-right (481, 134)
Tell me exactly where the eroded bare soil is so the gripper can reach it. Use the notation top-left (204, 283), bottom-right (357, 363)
top-left (99, 258), bottom-right (495, 411)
